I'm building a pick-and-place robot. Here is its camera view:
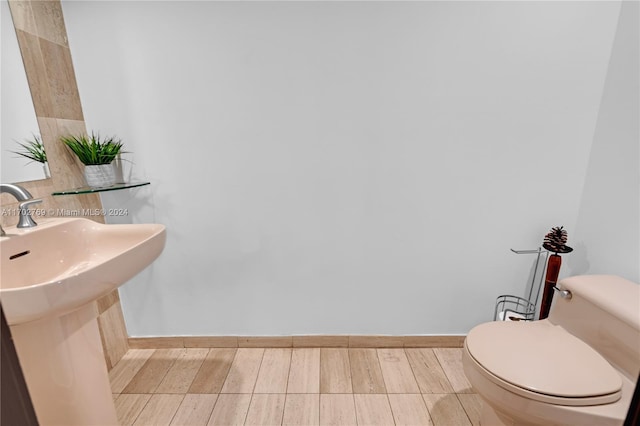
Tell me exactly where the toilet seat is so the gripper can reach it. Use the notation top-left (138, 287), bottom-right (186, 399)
top-left (465, 320), bottom-right (622, 406)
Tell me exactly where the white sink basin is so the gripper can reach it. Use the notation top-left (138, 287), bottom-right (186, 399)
top-left (0, 217), bottom-right (166, 425)
top-left (1, 217), bottom-right (166, 325)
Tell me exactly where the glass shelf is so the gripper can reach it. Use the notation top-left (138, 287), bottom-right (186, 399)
top-left (52, 181), bottom-right (150, 196)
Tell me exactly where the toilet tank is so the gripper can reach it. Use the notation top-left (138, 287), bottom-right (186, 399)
top-left (548, 275), bottom-right (640, 381)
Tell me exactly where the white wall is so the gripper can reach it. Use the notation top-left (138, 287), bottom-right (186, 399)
top-left (568, 1), bottom-right (640, 283)
top-left (62, 1), bottom-right (631, 336)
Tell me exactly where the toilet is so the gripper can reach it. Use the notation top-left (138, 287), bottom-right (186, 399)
top-left (462, 275), bottom-right (639, 426)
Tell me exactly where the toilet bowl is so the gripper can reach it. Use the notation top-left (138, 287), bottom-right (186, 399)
top-left (462, 275), bottom-right (639, 426)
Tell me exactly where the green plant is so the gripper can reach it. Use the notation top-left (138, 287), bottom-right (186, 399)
top-left (60, 132), bottom-right (123, 165)
top-left (12, 135), bottom-right (47, 164)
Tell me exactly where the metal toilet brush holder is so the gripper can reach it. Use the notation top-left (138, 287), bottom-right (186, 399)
top-left (494, 247), bottom-right (549, 322)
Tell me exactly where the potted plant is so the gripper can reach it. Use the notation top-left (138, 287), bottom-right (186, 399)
top-left (61, 132), bottom-right (123, 187)
top-left (11, 134), bottom-right (50, 178)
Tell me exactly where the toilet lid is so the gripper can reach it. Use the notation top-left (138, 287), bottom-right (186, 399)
top-left (465, 321), bottom-right (622, 403)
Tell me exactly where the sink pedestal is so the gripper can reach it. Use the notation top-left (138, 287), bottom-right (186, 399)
top-left (1, 218), bottom-right (166, 425)
top-left (10, 303), bottom-right (118, 425)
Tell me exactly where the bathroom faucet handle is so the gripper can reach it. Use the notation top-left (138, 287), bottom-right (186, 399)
top-left (19, 198), bottom-right (42, 209)
top-left (17, 198), bottom-right (42, 228)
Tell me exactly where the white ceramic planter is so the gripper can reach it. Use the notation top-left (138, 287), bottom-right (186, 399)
top-left (113, 154), bottom-right (125, 184)
top-left (84, 163), bottom-right (116, 187)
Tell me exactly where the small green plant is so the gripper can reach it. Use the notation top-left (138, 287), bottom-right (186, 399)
top-left (12, 135), bottom-right (47, 164)
top-left (61, 132), bottom-right (123, 165)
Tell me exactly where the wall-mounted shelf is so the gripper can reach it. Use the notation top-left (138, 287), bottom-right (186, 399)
top-left (52, 182), bottom-right (150, 196)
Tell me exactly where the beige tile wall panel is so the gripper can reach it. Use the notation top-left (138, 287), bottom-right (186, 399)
top-left (97, 301), bottom-right (130, 370)
top-left (96, 290), bottom-right (120, 314)
top-left (14, 29), bottom-right (54, 117)
top-left (38, 40), bottom-right (83, 120)
top-left (7, 0), bottom-right (128, 374)
top-left (8, 0), bottom-right (38, 34)
top-left (39, 117), bottom-right (85, 190)
top-left (29, 0), bottom-right (67, 46)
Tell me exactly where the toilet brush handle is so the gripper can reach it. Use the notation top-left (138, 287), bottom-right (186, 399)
top-left (539, 254), bottom-right (562, 320)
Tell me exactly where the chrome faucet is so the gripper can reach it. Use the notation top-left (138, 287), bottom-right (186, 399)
top-left (0, 183), bottom-right (43, 230)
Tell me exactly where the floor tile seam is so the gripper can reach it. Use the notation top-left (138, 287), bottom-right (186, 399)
top-left (184, 348), bottom-right (213, 393)
top-left (216, 348), bottom-right (237, 394)
top-left (149, 349), bottom-right (186, 394)
top-left (200, 393), bottom-right (218, 426)
top-left (419, 394), bottom-right (440, 426)
top-left (455, 393), bottom-right (476, 426)
top-left (165, 393), bottom-right (187, 426)
top-left (344, 347), bottom-right (354, 393)
top-left (129, 393), bottom-right (152, 426)
top-left (350, 348), bottom-right (389, 395)
top-left (403, 348), bottom-right (430, 396)
top-left (116, 348), bottom-right (157, 394)
top-left (431, 349), bottom-right (457, 394)
top-left (382, 392), bottom-right (399, 426)
top-left (244, 392), bottom-right (255, 425)
top-left (217, 347), bottom-right (240, 394)
top-left (251, 348), bottom-right (268, 394)
top-left (370, 348), bottom-right (388, 395)
top-left (283, 348), bottom-right (294, 394)
top-left (129, 393), bottom-right (186, 426)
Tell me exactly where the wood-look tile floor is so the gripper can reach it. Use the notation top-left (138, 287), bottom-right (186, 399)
top-left (109, 348), bottom-right (482, 426)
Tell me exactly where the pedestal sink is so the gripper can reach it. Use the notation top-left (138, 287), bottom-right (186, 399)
top-left (0, 218), bottom-right (166, 425)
